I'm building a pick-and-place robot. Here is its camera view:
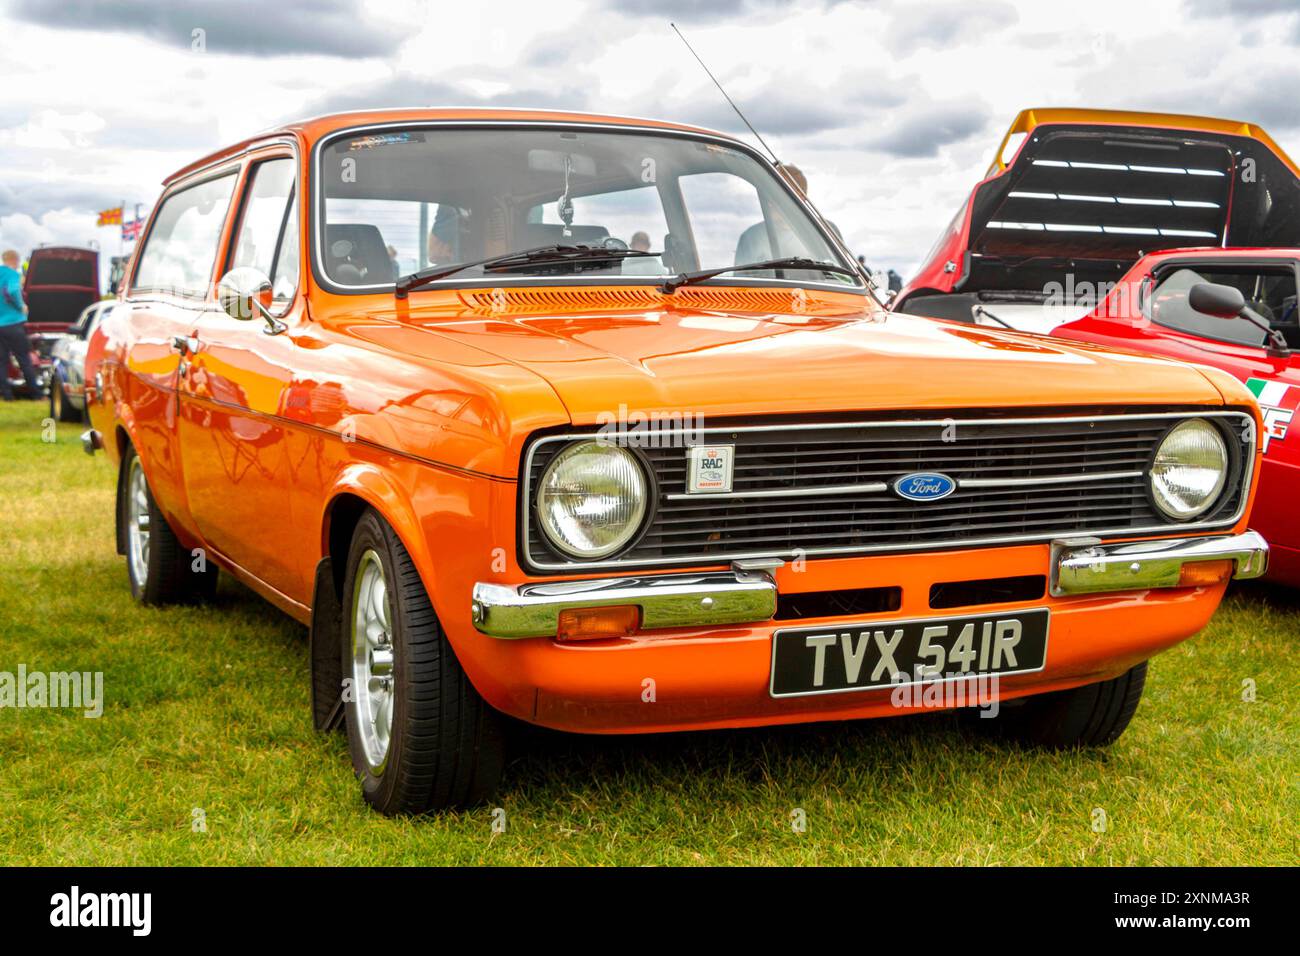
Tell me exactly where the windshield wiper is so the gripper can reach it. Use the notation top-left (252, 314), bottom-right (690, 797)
top-left (395, 244), bottom-right (658, 298)
top-left (972, 304), bottom-right (1015, 329)
top-left (659, 256), bottom-right (858, 294)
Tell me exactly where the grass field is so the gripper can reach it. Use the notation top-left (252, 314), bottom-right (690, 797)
top-left (0, 399), bottom-right (1296, 866)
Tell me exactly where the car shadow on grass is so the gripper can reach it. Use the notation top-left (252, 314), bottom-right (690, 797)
top-left (497, 701), bottom-right (1111, 808)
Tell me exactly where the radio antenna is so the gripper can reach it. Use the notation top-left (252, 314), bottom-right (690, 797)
top-left (670, 22), bottom-right (780, 165)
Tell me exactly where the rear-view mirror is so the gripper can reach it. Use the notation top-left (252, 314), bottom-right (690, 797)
top-left (527, 149), bottom-right (596, 176)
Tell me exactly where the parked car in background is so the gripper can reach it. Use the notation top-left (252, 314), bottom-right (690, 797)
top-left (49, 300), bottom-right (114, 422)
top-left (86, 108), bottom-right (1267, 815)
top-left (896, 108), bottom-right (1300, 586)
top-left (18, 245), bottom-right (100, 395)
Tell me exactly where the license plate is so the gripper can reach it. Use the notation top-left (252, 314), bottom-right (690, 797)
top-left (769, 608), bottom-right (1050, 698)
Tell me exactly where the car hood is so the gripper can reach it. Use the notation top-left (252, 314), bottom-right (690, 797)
top-left (901, 109), bottom-right (1300, 304)
top-left (371, 293), bottom-right (1228, 421)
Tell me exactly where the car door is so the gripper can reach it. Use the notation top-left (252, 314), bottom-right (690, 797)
top-left (122, 170), bottom-right (240, 541)
top-left (1124, 259), bottom-right (1299, 377)
top-left (64, 303), bottom-right (109, 407)
top-left (176, 152), bottom-right (307, 604)
top-left (1058, 257), bottom-right (1299, 374)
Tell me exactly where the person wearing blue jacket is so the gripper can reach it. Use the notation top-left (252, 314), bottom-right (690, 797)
top-left (0, 249), bottom-right (39, 400)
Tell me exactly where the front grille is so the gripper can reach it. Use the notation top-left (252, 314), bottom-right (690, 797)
top-left (522, 410), bottom-right (1254, 571)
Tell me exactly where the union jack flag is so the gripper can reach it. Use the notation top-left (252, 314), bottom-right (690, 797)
top-left (122, 218), bottom-right (144, 241)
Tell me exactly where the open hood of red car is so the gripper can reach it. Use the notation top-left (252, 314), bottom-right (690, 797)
top-left (23, 246), bottom-right (99, 331)
top-left (900, 110), bottom-right (1300, 306)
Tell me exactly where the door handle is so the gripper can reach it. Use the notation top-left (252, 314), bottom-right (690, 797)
top-left (171, 335), bottom-right (200, 356)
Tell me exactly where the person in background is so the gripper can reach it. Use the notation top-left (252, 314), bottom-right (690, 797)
top-left (622, 230), bottom-right (664, 276)
top-left (386, 245), bottom-right (401, 279)
top-left (426, 204), bottom-right (462, 265)
top-left (734, 163), bottom-right (830, 264)
top-left (0, 249), bottom-right (39, 401)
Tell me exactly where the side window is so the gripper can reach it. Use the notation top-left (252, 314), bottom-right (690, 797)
top-left (132, 173), bottom-right (237, 298)
top-left (1150, 265), bottom-right (1299, 348)
top-left (230, 158), bottom-right (298, 310)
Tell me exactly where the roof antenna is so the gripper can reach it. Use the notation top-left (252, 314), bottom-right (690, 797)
top-left (670, 22), bottom-right (780, 166)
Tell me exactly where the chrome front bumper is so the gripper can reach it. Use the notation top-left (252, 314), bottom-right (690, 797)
top-left (471, 571), bottom-right (777, 639)
top-left (471, 532), bottom-right (1268, 639)
top-left (1051, 531), bottom-right (1269, 596)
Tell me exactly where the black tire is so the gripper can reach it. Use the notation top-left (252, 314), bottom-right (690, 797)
top-left (50, 376), bottom-right (80, 423)
top-left (341, 509), bottom-right (505, 815)
top-left (972, 662), bottom-right (1148, 748)
top-left (118, 444), bottom-right (219, 605)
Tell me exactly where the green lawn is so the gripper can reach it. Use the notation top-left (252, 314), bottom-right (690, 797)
top-left (0, 400), bottom-right (1296, 865)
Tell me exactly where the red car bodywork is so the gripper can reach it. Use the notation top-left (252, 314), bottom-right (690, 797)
top-left (896, 109), bottom-right (1300, 585)
top-left (1044, 247), bottom-right (1300, 585)
top-left (12, 246), bottom-right (101, 393)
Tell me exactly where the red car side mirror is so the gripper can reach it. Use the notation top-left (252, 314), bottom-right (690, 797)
top-left (1187, 282), bottom-right (1246, 319)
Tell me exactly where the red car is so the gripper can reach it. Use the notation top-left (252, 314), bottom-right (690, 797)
top-left (896, 109), bottom-right (1300, 586)
top-left (11, 245), bottom-right (101, 395)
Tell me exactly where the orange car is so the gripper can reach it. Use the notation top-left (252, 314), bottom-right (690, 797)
top-left (84, 109), bottom-right (1268, 814)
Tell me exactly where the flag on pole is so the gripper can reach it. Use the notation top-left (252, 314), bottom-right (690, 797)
top-left (97, 206), bottom-right (123, 226)
top-left (122, 218), bottom-right (144, 241)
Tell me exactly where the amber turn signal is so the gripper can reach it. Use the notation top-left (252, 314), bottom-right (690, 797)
top-left (556, 605), bottom-right (641, 642)
top-left (1177, 560), bottom-right (1234, 588)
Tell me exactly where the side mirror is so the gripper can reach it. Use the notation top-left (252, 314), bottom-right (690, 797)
top-left (1188, 282), bottom-right (1245, 319)
top-left (217, 267), bottom-right (285, 334)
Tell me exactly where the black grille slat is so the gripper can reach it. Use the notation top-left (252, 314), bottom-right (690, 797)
top-left (524, 411), bottom-right (1250, 568)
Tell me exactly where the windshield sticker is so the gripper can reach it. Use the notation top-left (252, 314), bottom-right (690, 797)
top-left (1247, 378), bottom-right (1294, 452)
top-left (348, 131), bottom-right (425, 150)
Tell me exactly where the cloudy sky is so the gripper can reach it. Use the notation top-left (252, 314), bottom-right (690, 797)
top-left (2, 0), bottom-right (1299, 285)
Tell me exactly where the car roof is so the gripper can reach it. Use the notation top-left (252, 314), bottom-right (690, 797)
top-left (1142, 246), bottom-right (1300, 262)
top-left (163, 107), bottom-right (742, 186)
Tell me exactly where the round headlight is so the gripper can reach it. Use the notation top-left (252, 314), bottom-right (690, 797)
top-left (536, 440), bottom-right (648, 558)
top-left (1150, 418), bottom-right (1228, 520)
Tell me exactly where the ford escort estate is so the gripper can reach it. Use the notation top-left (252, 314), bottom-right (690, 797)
top-left (83, 109), bottom-right (1268, 814)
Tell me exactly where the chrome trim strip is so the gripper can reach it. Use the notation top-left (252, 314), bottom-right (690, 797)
top-left (521, 411), bottom-right (1257, 572)
top-left (536, 409), bottom-right (1254, 439)
top-left (666, 481), bottom-right (888, 501)
top-left (959, 470), bottom-right (1144, 489)
top-left (1050, 530), bottom-right (1268, 596)
top-left (664, 469), bottom-right (1146, 501)
top-left (471, 570), bottom-right (777, 639)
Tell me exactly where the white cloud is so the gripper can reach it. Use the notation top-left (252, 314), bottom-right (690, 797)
top-left (0, 0), bottom-right (1298, 285)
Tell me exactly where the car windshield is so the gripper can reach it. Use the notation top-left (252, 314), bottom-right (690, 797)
top-left (317, 125), bottom-right (858, 290)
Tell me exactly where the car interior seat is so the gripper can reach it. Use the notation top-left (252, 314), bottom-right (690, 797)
top-left (325, 224), bottom-right (393, 284)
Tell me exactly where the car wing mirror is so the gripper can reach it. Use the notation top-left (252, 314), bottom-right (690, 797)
top-left (217, 267), bottom-right (285, 335)
top-left (1188, 280), bottom-right (1291, 358)
top-left (1187, 282), bottom-right (1246, 319)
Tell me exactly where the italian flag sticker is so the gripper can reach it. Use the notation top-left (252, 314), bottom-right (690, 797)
top-left (1247, 377), bottom-right (1289, 407)
top-left (1246, 377), bottom-right (1294, 452)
